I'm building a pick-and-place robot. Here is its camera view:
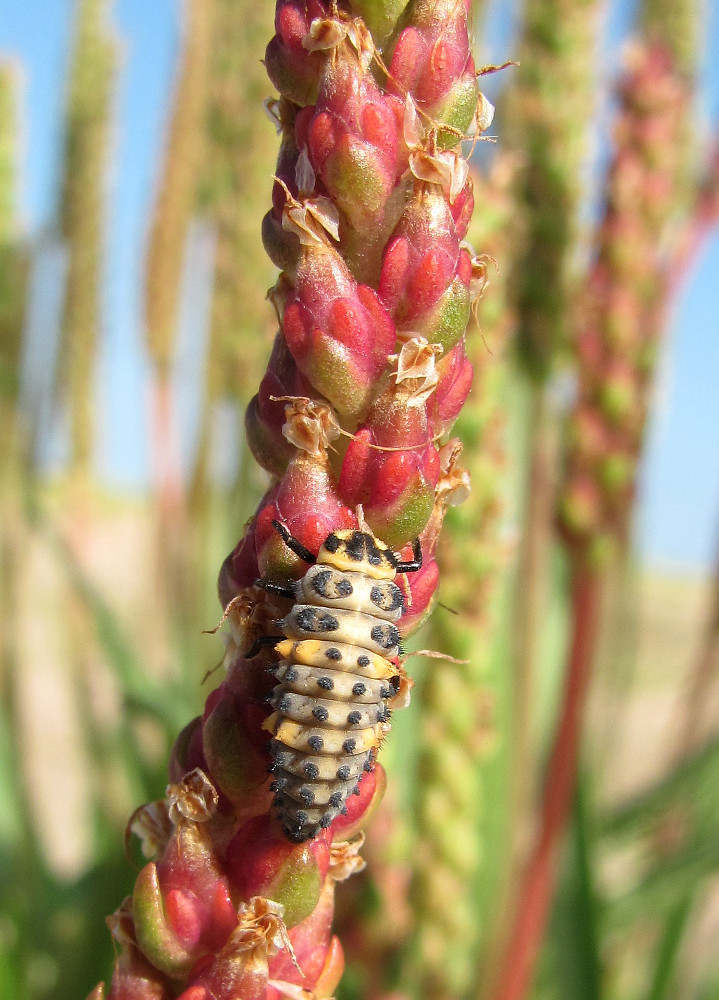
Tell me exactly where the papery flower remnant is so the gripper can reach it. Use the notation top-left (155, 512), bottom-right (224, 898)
top-left (91, 0), bottom-right (494, 996)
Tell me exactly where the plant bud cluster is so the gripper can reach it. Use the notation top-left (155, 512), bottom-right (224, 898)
top-left (94, 1), bottom-right (490, 995)
top-left (558, 43), bottom-right (690, 566)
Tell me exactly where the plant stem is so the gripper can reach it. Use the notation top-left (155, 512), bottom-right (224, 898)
top-left (490, 566), bottom-right (603, 1000)
top-left (512, 382), bottom-right (557, 822)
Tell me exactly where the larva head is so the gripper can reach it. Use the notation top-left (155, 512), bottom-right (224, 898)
top-left (317, 529), bottom-right (397, 580)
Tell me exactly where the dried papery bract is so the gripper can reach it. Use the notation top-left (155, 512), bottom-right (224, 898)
top-left (94, 0), bottom-right (491, 994)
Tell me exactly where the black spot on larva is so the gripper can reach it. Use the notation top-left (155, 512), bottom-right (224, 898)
top-left (296, 810), bottom-right (308, 826)
top-left (317, 676), bottom-right (334, 690)
top-left (308, 734), bottom-right (324, 751)
top-left (344, 531), bottom-right (365, 561)
top-left (336, 577), bottom-right (353, 595)
top-left (340, 806), bottom-right (348, 815)
top-left (319, 813), bottom-right (332, 828)
top-left (376, 705), bottom-right (390, 723)
top-left (296, 606), bottom-right (338, 633)
top-left (295, 607), bottom-right (319, 631)
top-left (285, 667), bottom-right (298, 683)
top-left (352, 682), bottom-right (367, 696)
top-left (370, 583), bottom-right (404, 612)
top-left (312, 705), bottom-right (329, 722)
top-left (278, 694), bottom-right (292, 713)
top-left (343, 737), bottom-right (356, 753)
top-left (324, 534), bottom-right (341, 553)
top-left (304, 762), bottom-right (319, 779)
top-left (352, 784), bottom-right (361, 796)
top-left (380, 686), bottom-right (393, 699)
top-left (371, 623), bottom-right (400, 649)
top-left (299, 787), bottom-right (315, 805)
top-left (311, 569), bottom-right (332, 596)
top-left (363, 759), bottom-right (373, 772)
top-left (357, 654), bottom-right (370, 668)
top-left (270, 778), bottom-right (287, 792)
top-left (329, 791), bottom-right (343, 808)
top-left (347, 710), bottom-right (362, 725)
top-left (336, 765), bottom-right (351, 780)
top-left (326, 647), bottom-right (342, 661)
top-left (364, 535), bottom-right (384, 566)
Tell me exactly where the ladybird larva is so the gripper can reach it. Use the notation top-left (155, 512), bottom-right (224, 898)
top-left (259, 522), bottom-right (421, 842)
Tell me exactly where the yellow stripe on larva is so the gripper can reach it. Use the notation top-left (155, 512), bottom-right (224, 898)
top-left (273, 718), bottom-right (384, 756)
top-left (274, 639), bottom-right (396, 679)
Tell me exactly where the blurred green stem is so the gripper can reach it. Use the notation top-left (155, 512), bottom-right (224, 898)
top-left (512, 383), bottom-right (558, 825)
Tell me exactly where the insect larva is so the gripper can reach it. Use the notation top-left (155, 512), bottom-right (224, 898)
top-left (258, 521), bottom-right (421, 841)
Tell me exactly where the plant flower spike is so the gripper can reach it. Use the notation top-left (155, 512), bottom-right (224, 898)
top-left (90, 1), bottom-right (494, 996)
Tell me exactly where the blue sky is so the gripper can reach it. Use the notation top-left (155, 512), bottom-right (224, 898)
top-left (1, 0), bottom-right (718, 573)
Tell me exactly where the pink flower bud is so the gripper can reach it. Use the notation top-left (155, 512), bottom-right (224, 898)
top-left (227, 814), bottom-right (332, 927)
top-left (267, 878), bottom-right (336, 991)
top-left (431, 340), bottom-right (473, 433)
top-left (397, 554), bottom-right (439, 635)
top-left (297, 52), bottom-right (401, 232)
top-left (339, 374), bottom-right (441, 547)
top-left (378, 185), bottom-right (471, 352)
top-left (265, 0), bottom-right (330, 106)
top-left (387, 0), bottom-right (477, 138)
top-left (254, 453), bottom-right (355, 579)
top-left (282, 242), bottom-right (396, 420)
top-left (246, 334), bottom-right (316, 477)
top-left (329, 763), bottom-right (387, 840)
top-left (169, 718), bottom-right (207, 784)
top-left (133, 797), bottom-right (238, 977)
top-left (202, 685), bottom-right (272, 808)
top-left (102, 903), bottom-right (174, 1000)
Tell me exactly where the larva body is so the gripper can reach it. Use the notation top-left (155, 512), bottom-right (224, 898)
top-left (264, 528), bottom-right (413, 842)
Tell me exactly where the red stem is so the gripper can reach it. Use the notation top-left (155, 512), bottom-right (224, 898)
top-left (489, 566), bottom-right (603, 1000)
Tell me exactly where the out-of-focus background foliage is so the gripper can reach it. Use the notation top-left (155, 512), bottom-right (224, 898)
top-left (1, 1), bottom-right (719, 999)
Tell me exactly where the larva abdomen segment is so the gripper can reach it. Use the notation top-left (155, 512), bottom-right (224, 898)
top-left (271, 688), bottom-right (390, 728)
top-left (270, 715), bottom-right (384, 757)
top-left (271, 743), bottom-right (371, 783)
top-left (280, 605), bottom-right (401, 657)
top-left (272, 662), bottom-right (394, 703)
top-left (297, 566), bottom-right (404, 619)
top-left (275, 639), bottom-right (397, 680)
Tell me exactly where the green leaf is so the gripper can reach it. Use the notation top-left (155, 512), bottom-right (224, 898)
top-left (601, 735), bottom-right (719, 839)
top-left (546, 777), bottom-right (603, 1000)
top-left (645, 894), bottom-right (695, 1000)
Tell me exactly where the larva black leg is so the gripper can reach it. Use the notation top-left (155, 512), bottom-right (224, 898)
top-left (256, 578), bottom-right (296, 599)
top-left (395, 538), bottom-right (422, 573)
top-left (272, 519), bottom-right (317, 565)
top-left (245, 634), bottom-right (283, 658)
